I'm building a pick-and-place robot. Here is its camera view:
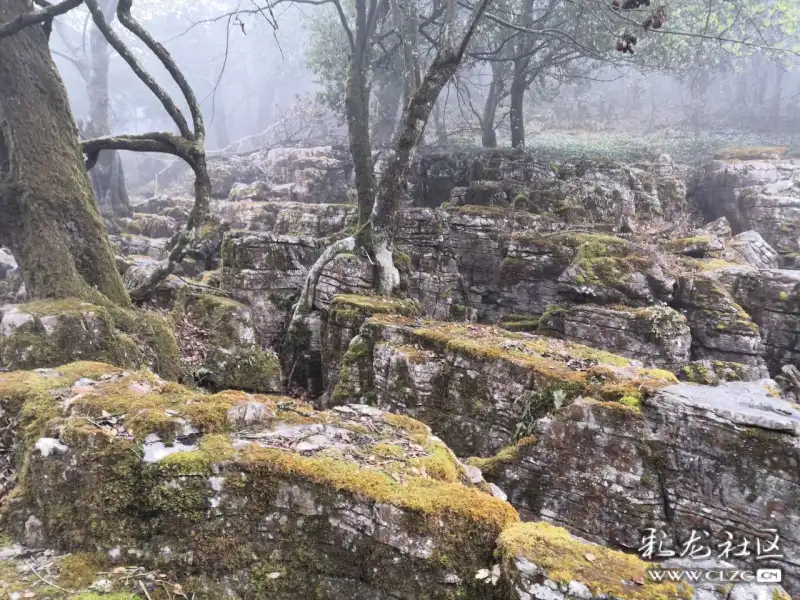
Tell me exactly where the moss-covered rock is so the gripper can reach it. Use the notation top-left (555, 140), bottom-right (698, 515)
top-left (172, 291), bottom-right (282, 393)
top-left (498, 522), bottom-right (693, 600)
top-left (2, 363), bottom-right (518, 599)
top-left (0, 300), bottom-right (180, 380)
top-left (322, 294), bottom-right (421, 402)
top-left (332, 316), bottom-right (678, 457)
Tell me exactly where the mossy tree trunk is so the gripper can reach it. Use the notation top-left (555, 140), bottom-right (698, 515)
top-left (0, 0), bottom-right (130, 306)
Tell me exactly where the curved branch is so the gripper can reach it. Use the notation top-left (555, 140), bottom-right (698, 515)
top-left (0, 0), bottom-right (81, 40)
top-left (81, 132), bottom-right (188, 169)
top-left (84, 0), bottom-right (193, 138)
top-left (116, 0), bottom-right (205, 140)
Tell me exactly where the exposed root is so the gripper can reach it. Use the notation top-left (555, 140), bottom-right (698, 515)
top-left (373, 237), bottom-right (400, 295)
top-left (287, 235), bottom-right (357, 332)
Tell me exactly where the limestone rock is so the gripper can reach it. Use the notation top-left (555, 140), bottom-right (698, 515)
top-left (333, 315), bottom-right (679, 456)
top-left (720, 231), bottom-right (780, 269)
top-left (673, 275), bottom-right (767, 372)
top-left (539, 304), bottom-right (691, 369)
top-left (696, 159), bottom-right (800, 261)
top-left (173, 292), bottom-right (282, 393)
top-left (480, 381), bottom-right (800, 591)
top-left (499, 522), bottom-right (789, 600)
top-left (709, 267), bottom-right (800, 373)
top-left (1, 363), bottom-right (518, 599)
top-left (0, 300), bottom-right (143, 371)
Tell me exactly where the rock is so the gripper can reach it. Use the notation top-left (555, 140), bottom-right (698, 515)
top-left (664, 235), bottom-right (724, 258)
top-left (332, 315), bottom-right (679, 456)
top-left (720, 231), bottom-right (780, 269)
top-left (0, 248), bottom-right (18, 280)
top-left (2, 363), bottom-right (518, 599)
top-left (173, 291), bottom-right (282, 393)
top-left (709, 267), bottom-right (800, 373)
top-left (210, 200), bottom-right (356, 236)
top-left (0, 300), bottom-right (143, 371)
top-left (678, 359), bottom-right (765, 384)
top-left (120, 213), bottom-right (179, 238)
top-left (321, 294), bottom-right (421, 404)
top-left (207, 145), bottom-right (353, 201)
top-left (673, 275), bottom-right (768, 372)
top-left (538, 304), bottom-right (691, 370)
top-left (480, 380), bottom-right (800, 592)
top-left (696, 158), bottom-right (800, 262)
top-left (111, 233), bottom-right (170, 260)
top-left (499, 522), bottom-right (789, 600)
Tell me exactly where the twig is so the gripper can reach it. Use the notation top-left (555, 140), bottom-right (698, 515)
top-left (139, 580), bottom-right (154, 600)
top-left (27, 560), bottom-right (74, 594)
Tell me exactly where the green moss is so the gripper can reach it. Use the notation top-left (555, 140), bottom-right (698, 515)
top-left (618, 395), bottom-right (642, 409)
top-left (57, 552), bottom-right (107, 589)
top-left (779, 291), bottom-right (789, 301)
top-left (466, 436), bottom-right (536, 476)
top-left (410, 440), bottom-right (460, 483)
top-left (498, 522), bottom-right (693, 600)
top-left (444, 204), bottom-right (509, 217)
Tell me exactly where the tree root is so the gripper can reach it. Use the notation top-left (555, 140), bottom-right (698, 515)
top-left (287, 235), bottom-right (357, 334)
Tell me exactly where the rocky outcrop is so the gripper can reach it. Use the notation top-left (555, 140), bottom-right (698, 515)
top-left (333, 315), bottom-right (678, 457)
top-left (696, 159), bottom-right (800, 263)
top-left (673, 275), bottom-right (768, 373)
top-left (498, 522), bottom-right (790, 600)
top-left (0, 300), bottom-right (181, 379)
top-left (412, 151), bottom-right (689, 224)
top-left (172, 291), bottom-right (282, 393)
top-left (709, 266), bottom-right (800, 373)
top-left (208, 145), bottom-right (353, 201)
top-left (477, 379), bottom-right (800, 591)
top-left (2, 362), bottom-right (518, 600)
top-left (538, 305), bottom-right (691, 369)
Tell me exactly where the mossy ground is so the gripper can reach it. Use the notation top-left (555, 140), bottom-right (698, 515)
top-left (498, 522), bottom-right (693, 600)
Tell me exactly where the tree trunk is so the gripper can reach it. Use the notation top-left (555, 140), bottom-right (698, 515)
top-left (0, 0), bottom-right (129, 306)
top-left (481, 63), bottom-right (505, 148)
top-left (370, 48), bottom-right (472, 292)
top-left (509, 71), bottom-right (526, 148)
top-left (345, 57), bottom-right (376, 232)
top-left (86, 0), bottom-right (131, 218)
top-left (371, 64), bottom-right (403, 145)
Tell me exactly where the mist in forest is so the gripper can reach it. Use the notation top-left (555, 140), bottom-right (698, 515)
top-left (46, 0), bottom-right (800, 193)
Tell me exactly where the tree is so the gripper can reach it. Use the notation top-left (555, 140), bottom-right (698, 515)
top-left (0, 0), bottom-right (213, 305)
top-left (288, 0), bottom-right (491, 335)
top-left (0, 0), bottom-right (130, 306)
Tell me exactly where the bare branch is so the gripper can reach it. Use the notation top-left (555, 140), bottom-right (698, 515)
top-left (0, 0), bottom-right (81, 40)
top-left (116, 0), bottom-right (205, 140)
top-left (84, 0), bottom-right (193, 138)
top-left (81, 132), bottom-right (188, 169)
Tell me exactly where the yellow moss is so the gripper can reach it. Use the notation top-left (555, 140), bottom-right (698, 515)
top-left (383, 412), bottom-right (431, 436)
top-left (714, 146), bottom-right (787, 160)
top-left (372, 443), bottom-right (407, 459)
top-left (331, 294), bottom-right (421, 317)
top-left (411, 441), bottom-right (460, 483)
top-left (466, 437), bottom-right (536, 476)
top-left (56, 552), bottom-right (107, 589)
top-left (636, 368), bottom-right (678, 384)
top-left (240, 446), bottom-right (520, 530)
top-left (498, 522), bottom-right (693, 600)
